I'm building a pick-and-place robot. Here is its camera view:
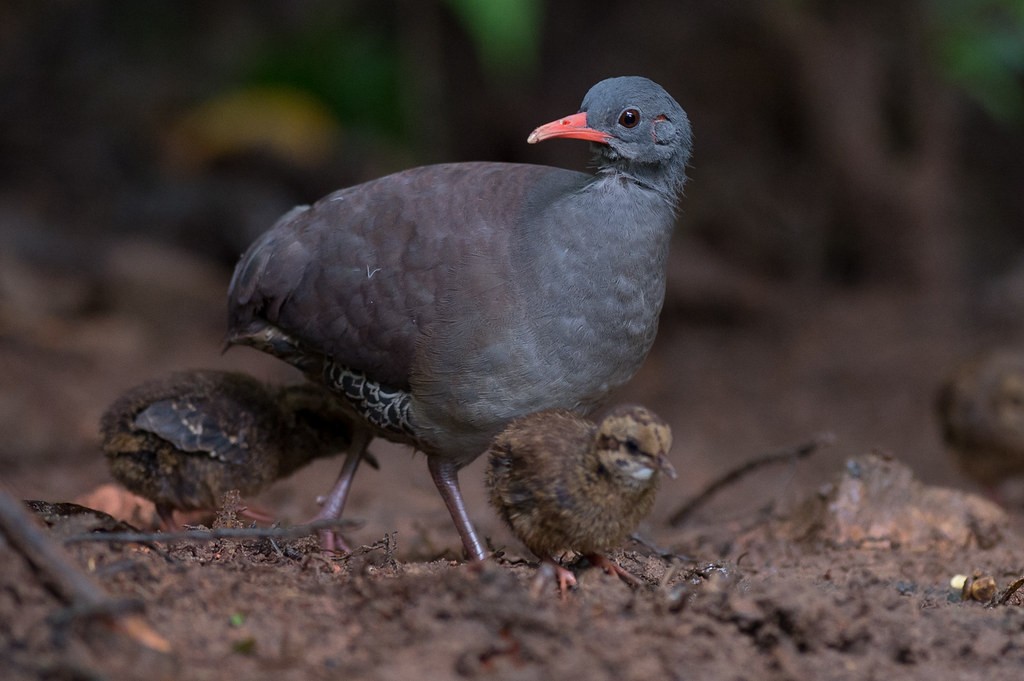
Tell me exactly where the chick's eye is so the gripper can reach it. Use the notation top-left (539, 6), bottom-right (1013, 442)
top-left (618, 108), bottom-right (640, 128)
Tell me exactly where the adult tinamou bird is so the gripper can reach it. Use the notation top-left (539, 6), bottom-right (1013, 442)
top-left (486, 405), bottom-right (675, 595)
top-left (101, 370), bottom-right (359, 529)
top-left (937, 351), bottom-right (1024, 493)
top-left (226, 76), bottom-right (692, 559)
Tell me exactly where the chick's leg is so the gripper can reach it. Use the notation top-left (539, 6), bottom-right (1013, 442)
top-left (585, 553), bottom-right (642, 587)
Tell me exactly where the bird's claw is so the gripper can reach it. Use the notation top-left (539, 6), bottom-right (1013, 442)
top-left (531, 559), bottom-right (578, 599)
top-left (586, 553), bottom-right (643, 587)
top-left (317, 528), bottom-right (352, 555)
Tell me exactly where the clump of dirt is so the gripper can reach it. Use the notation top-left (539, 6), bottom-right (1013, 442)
top-left (786, 451), bottom-right (1007, 551)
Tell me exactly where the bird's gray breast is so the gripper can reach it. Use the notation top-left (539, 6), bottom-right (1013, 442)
top-left (411, 176), bottom-right (673, 454)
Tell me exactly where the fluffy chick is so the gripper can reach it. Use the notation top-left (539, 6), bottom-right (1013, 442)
top-left (937, 351), bottom-right (1024, 490)
top-left (101, 370), bottom-right (357, 528)
top-left (486, 405), bottom-right (675, 595)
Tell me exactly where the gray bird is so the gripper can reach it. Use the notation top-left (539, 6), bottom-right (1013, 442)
top-left (226, 76), bottom-right (693, 559)
top-left (486, 405), bottom-right (676, 595)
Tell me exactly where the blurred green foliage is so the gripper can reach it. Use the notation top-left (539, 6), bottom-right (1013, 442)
top-left (443, 0), bottom-right (542, 78)
top-left (238, 2), bottom-right (541, 144)
top-left (930, 0), bottom-right (1024, 123)
top-left (243, 22), bottom-right (404, 140)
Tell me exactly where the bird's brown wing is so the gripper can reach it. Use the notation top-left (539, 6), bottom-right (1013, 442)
top-left (132, 398), bottom-right (258, 466)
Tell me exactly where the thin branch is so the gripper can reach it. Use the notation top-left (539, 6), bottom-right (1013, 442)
top-left (628, 532), bottom-right (694, 563)
top-left (668, 432), bottom-right (835, 527)
top-left (996, 576), bottom-right (1024, 607)
top-left (0, 487), bottom-right (170, 652)
top-left (62, 517), bottom-right (363, 545)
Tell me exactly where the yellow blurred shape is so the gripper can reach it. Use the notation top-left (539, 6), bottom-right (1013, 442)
top-left (169, 86), bottom-right (340, 169)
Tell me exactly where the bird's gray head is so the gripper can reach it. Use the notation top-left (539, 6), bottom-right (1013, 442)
top-left (529, 76), bottom-right (692, 199)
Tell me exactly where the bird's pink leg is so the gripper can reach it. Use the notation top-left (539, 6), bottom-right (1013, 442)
top-left (311, 429), bottom-right (371, 553)
top-left (556, 565), bottom-right (577, 598)
top-left (531, 559), bottom-right (578, 599)
top-left (427, 457), bottom-right (486, 561)
top-left (585, 553), bottom-right (642, 587)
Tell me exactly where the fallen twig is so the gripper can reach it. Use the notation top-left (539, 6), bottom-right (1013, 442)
top-left (61, 517), bottom-right (363, 545)
top-left (669, 432), bottom-right (835, 526)
top-left (996, 576), bottom-right (1024, 606)
top-left (0, 486), bottom-right (170, 653)
top-left (628, 532), bottom-right (694, 562)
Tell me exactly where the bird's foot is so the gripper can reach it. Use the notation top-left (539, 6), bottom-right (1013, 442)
top-left (315, 524), bottom-right (352, 555)
top-left (305, 498), bottom-right (355, 553)
top-left (584, 553), bottom-right (643, 588)
top-left (532, 559), bottom-right (578, 599)
top-left (307, 495), bottom-right (354, 554)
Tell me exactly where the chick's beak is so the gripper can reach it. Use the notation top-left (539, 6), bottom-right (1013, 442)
top-left (658, 455), bottom-right (678, 480)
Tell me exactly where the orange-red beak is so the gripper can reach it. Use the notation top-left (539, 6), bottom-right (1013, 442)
top-left (527, 112), bottom-right (611, 145)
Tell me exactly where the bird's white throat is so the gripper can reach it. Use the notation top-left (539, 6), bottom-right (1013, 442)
top-left (631, 466), bottom-right (655, 481)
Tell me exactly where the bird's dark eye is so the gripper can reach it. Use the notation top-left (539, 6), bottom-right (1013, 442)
top-left (618, 108), bottom-right (640, 128)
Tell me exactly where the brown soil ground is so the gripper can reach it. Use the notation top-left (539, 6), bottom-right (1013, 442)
top-left (3, 236), bottom-right (1024, 680)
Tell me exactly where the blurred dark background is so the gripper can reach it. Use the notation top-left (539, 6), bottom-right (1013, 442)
top-left (3, 0), bottom-right (1024, 518)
